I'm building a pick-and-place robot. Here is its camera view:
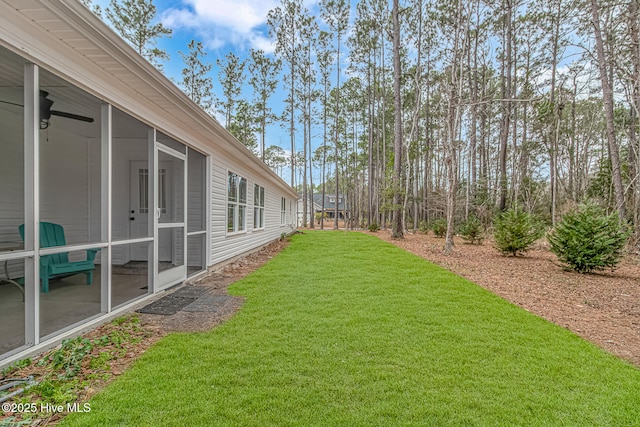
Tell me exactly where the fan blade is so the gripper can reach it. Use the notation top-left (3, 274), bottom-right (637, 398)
top-left (50, 110), bottom-right (94, 123)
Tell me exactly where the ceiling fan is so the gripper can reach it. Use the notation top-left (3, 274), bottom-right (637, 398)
top-left (0, 90), bottom-right (94, 129)
top-left (39, 90), bottom-right (94, 129)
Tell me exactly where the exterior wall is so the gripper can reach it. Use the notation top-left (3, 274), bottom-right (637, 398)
top-left (296, 198), bottom-right (321, 226)
top-left (209, 154), bottom-right (295, 267)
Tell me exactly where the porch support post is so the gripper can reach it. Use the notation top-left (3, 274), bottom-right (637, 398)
top-left (205, 156), bottom-right (212, 268)
top-left (24, 63), bottom-right (39, 345)
top-left (183, 149), bottom-right (188, 275)
top-left (148, 129), bottom-right (157, 293)
top-left (101, 103), bottom-right (112, 313)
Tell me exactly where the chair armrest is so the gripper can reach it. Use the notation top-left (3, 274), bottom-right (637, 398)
top-left (40, 254), bottom-right (51, 267)
top-left (86, 249), bottom-right (99, 263)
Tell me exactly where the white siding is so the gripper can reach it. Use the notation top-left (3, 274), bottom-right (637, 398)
top-left (208, 153), bottom-right (295, 267)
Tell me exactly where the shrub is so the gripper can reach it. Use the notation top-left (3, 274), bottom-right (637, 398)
top-left (458, 216), bottom-right (484, 244)
top-left (431, 219), bottom-right (447, 238)
top-left (368, 222), bottom-right (380, 232)
top-left (493, 208), bottom-right (543, 256)
top-left (418, 220), bottom-right (429, 234)
top-left (548, 204), bottom-right (629, 273)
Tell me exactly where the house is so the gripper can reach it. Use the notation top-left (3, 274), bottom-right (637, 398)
top-left (297, 193), bottom-right (349, 226)
top-left (0, 0), bottom-right (296, 365)
top-left (296, 194), bottom-right (322, 226)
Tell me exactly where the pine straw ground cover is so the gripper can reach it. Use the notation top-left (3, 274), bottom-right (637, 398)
top-left (56, 231), bottom-right (639, 426)
top-left (369, 230), bottom-right (640, 367)
top-left (0, 316), bottom-right (160, 426)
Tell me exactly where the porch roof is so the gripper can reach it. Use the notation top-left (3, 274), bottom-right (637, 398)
top-left (0, 0), bottom-right (296, 199)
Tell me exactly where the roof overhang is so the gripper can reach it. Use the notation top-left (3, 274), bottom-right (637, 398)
top-left (0, 0), bottom-right (296, 198)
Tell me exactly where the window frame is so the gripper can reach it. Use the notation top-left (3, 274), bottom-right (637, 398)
top-left (281, 197), bottom-right (287, 226)
top-left (227, 171), bottom-right (247, 234)
top-left (253, 184), bottom-right (265, 230)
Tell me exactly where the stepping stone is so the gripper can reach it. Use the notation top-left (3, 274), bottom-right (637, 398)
top-left (182, 295), bottom-right (232, 313)
top-left (137, 285), bottom-right (208, 315)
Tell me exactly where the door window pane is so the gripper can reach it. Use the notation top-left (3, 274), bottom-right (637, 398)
top-left (157, 150), bottom-right (184, 224)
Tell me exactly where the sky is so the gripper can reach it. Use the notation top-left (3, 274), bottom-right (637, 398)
top-left (90, 0), bottom-right (329, 185)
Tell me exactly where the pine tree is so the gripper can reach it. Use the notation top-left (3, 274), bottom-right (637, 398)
top-left (217, 52), bottom-right (246, 128)
top-left (320, 0), bottom-right (349, 229)
top-left (548, 204), bottom-right (629, 273)
top-left (228, 100), bottom-right (259, 155)
top-left (105, 0), bottom-right (171, 69)
top-left (248, 49), bottom-right (282, 161)
top-left (268, 0), bottom-right (305, 188)
top-left (493, 208), bottom-right (543, 256)
top-left (179, 40), bottom-right (215, 116)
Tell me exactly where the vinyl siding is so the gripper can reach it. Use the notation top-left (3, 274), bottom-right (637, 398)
top-left (208, 153), bottom-right (295, 267)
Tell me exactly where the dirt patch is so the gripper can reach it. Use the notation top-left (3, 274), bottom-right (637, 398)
top-left (367, 229), bottom-right (640, 367)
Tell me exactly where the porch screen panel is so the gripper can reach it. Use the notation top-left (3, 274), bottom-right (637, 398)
top-left (0, 258), bottom-right (26, 357)
top-left (0, 47), bottom-right (27, 357)
top-left (112, 107), bottom-right (152, 241)
top-left (187, 148), bottom-right (206, 233)
top-left (38, 68), bottom-right (102, 339)
top-left (0, 46), bottom-right (25, 252)
top-left (187, 148), bottom-right (206, 276)
top-left (111, 241), bottom-right (150, 308)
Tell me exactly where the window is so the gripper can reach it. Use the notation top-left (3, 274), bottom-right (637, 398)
top-left (290, 201), bottom-right (294, 225)
top-left (281, 197), bottom-right (287, 225)
top-left (228, 172), bottom-right (247, 233)
top-left (254, 184), bottom-right (265, 229)
top-left (137, 168), bottom-right (167, 214)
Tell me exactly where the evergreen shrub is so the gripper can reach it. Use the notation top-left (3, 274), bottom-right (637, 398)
top-left (459, 215), bottom-right (484, 244)
top-left (548, 204), bottom-right (629, 273)
top-left (431, 219), bottom-right (447, 238)
top-left (493, 208), bottom-right (543, 256)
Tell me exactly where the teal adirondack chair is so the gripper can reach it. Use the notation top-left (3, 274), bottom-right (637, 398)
top-left (18, 222), bottom-right (98, 293)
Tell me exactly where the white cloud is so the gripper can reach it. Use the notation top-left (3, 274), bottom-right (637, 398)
top-left (249, 35), bottom-right (276, 54)
top-left (188, 0), bottom-right (278, 34)
top-left (162, 0), bottom-right (279, 51)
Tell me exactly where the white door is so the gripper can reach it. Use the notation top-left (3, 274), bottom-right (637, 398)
top-left (129, 161), bottom-right (172, 261)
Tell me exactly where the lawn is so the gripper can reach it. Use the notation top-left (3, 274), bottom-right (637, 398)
top-left (63, 231), bottom-right (640, 426)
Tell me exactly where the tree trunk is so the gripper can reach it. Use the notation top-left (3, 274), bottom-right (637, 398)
top-left (591, 0), bottom-right (627, 221)
top-left (391, 0), bottom-right (404, 238)
top-left (497, 0), bottom-right (512, 212)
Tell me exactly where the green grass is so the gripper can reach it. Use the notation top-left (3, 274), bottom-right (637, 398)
top-left (62, 231), bottom-right (640, 426)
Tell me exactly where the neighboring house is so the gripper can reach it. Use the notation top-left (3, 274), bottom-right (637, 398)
top-left (0, 1), bottom-right (296, 365)
top-left (297, 193), bottom-right (349, 226)
top-left (296, 194), bottom-right (322, 226)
